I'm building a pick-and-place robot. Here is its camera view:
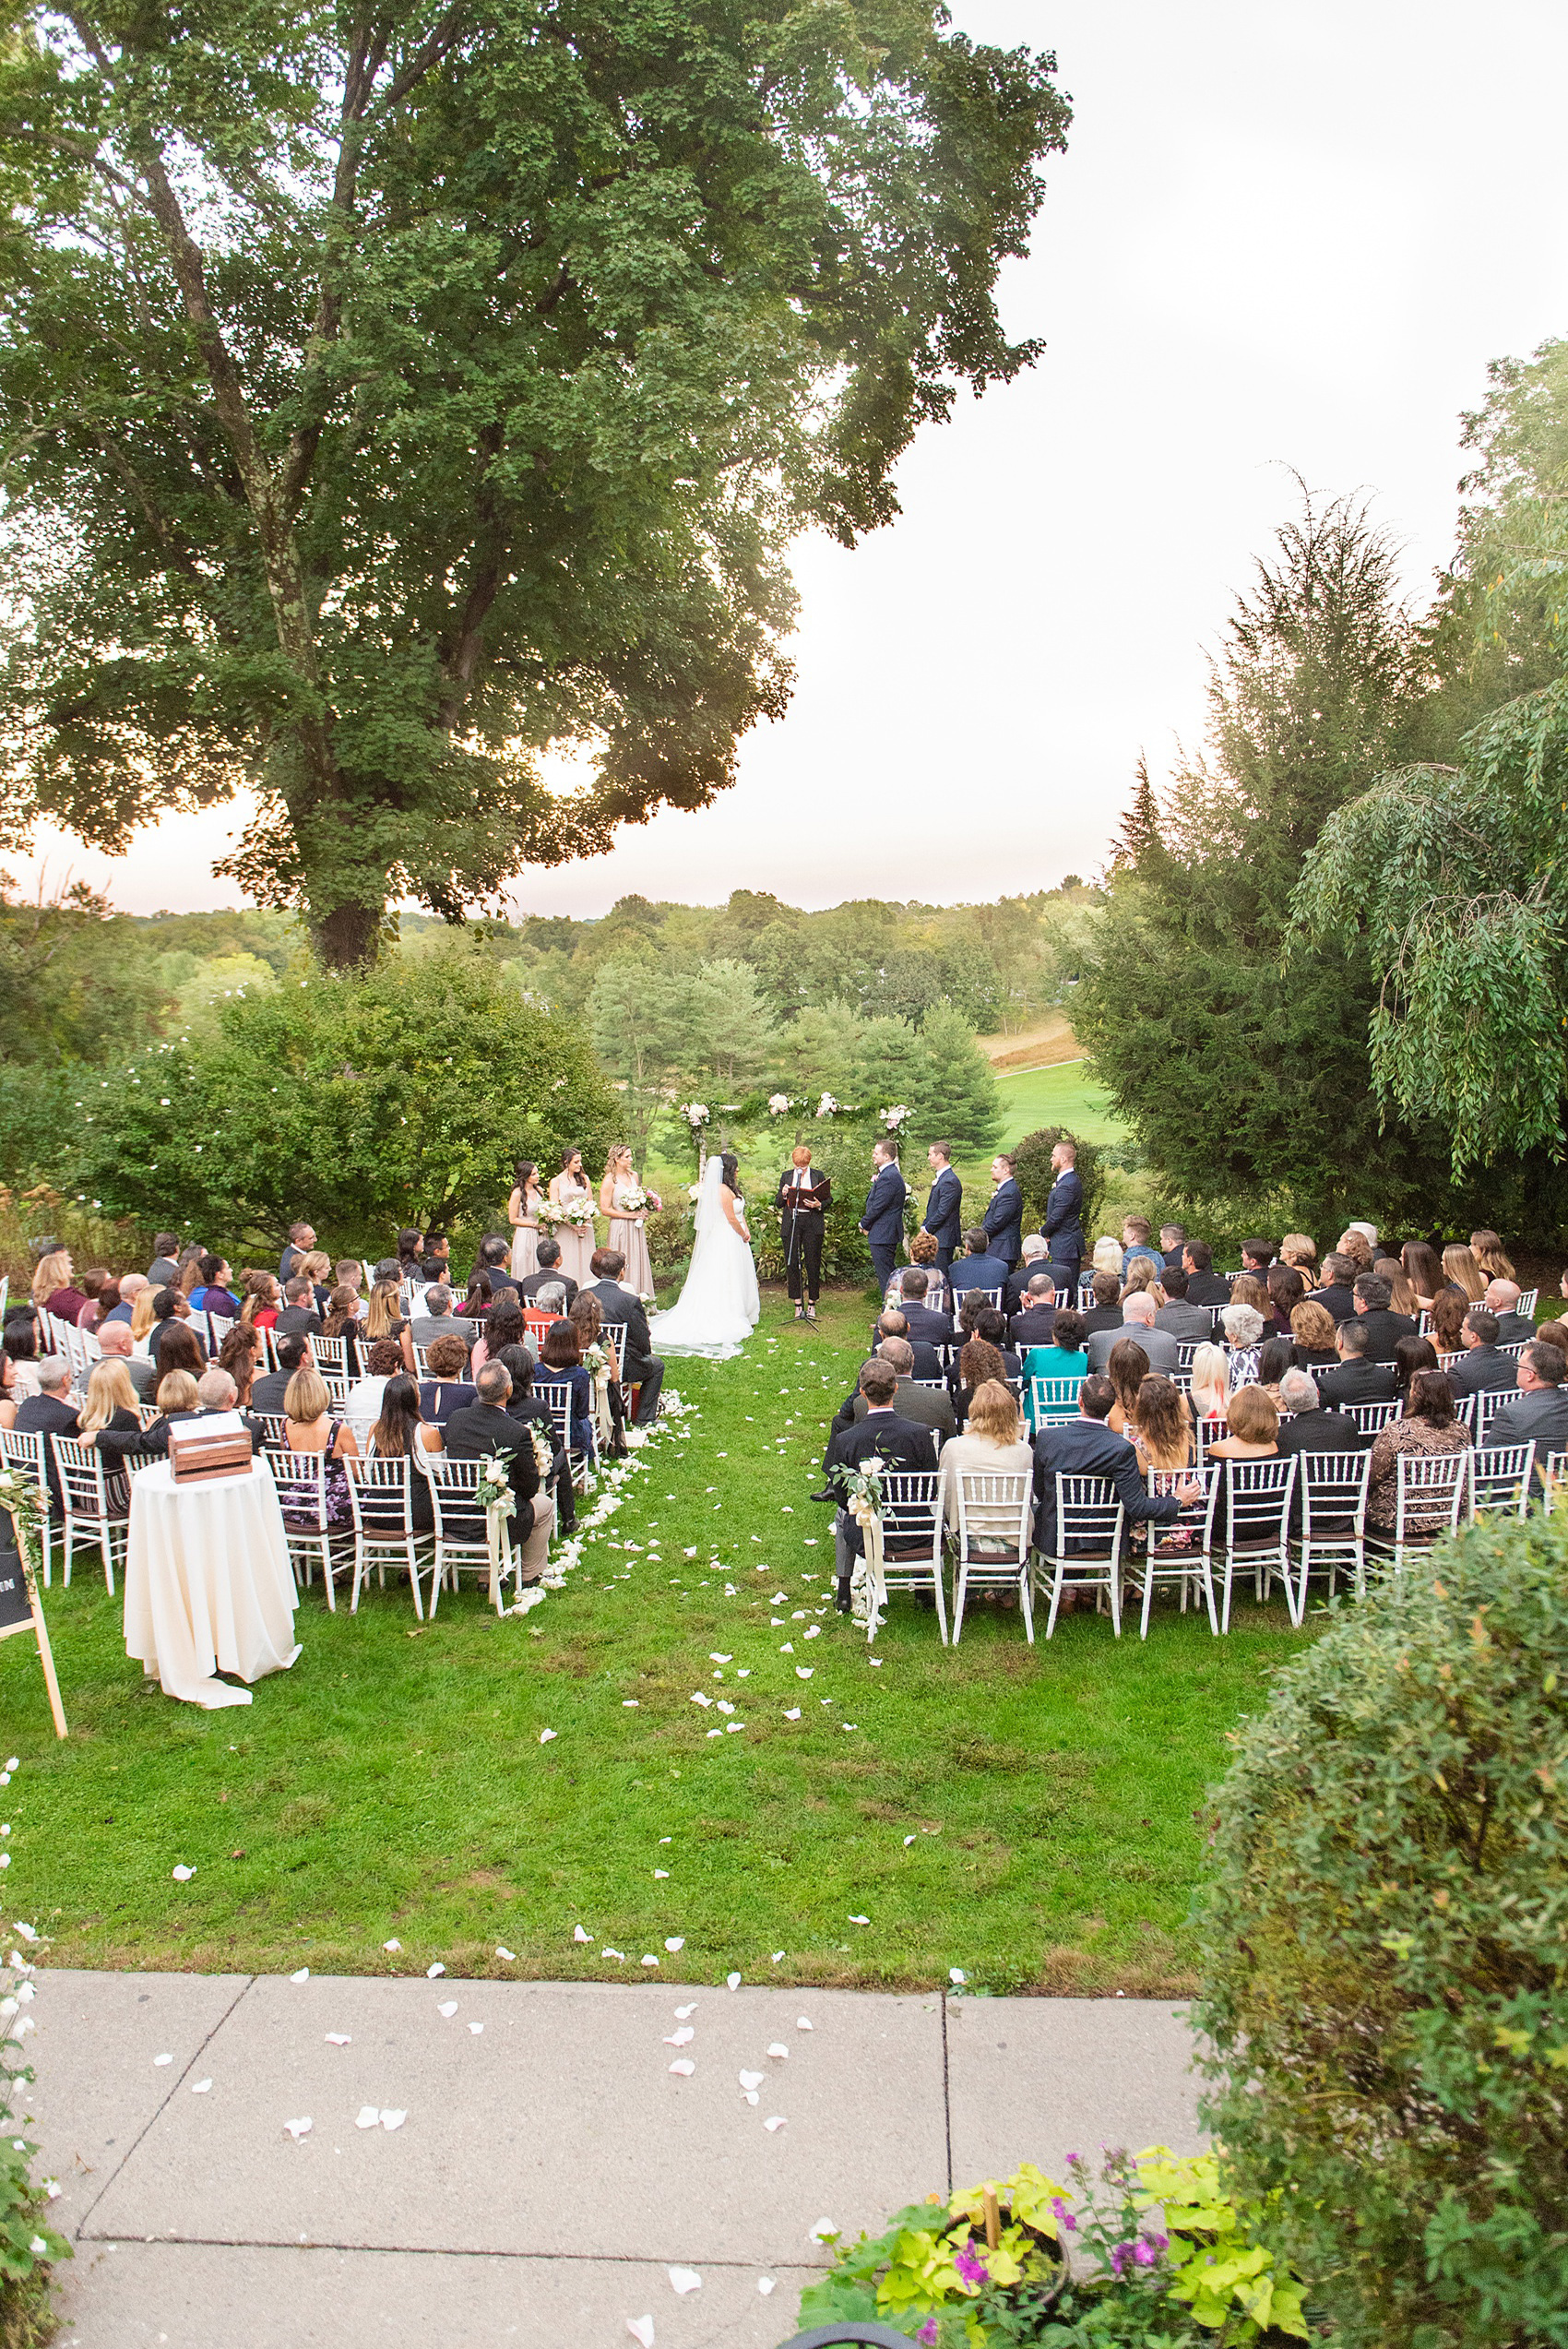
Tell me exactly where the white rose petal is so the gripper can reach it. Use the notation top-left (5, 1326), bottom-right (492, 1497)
top-left (668, 2057), bottom-right (695, 2077)
top-left (539, 1729), bottom-right (557, 1745)
top-left (664, 1937), bottom-right (684, 1953)
top-left (437, 2001), bottom-right (457, 2018)
top-left (667, 2266), bottom-right (702, 2295)
top-left (356, 2105), bottom-right (381, 2128)
top-left (764, 2116), bottom-right (787, 2132)
top-left (172, 1866), bottom-right (196, 1883)
top-left (190, 2079), bottom-right (212, 2094)
top-left (325, 2034), bottom-right (350, 2047)
top-left (727, 1972), bottom-right (742, 1990)
top-left (383, 1939), bottom-right (401, 1953)
top-left (284, 2117), bottom-right (312, 2140)
top-left (627, 2320), bottom-right (656, 2348)
top-left (495, 1946), bottom-right (516, 1961)
top-left (426, 1963), bottom-right (445, 1980)
top-left (153, 2053), bottom-right (172, 2068)
top-left (573, 1926), bottom-right (591, 1942)
top-left (380, 2109), bottom-right (406, 2131)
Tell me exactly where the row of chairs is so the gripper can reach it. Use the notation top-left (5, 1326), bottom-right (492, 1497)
top-left (860, 1441), bottom-right (1550, 1648)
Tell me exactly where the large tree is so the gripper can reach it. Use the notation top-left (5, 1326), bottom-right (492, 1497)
top-left (0, 1), bottom-right (1067, 965)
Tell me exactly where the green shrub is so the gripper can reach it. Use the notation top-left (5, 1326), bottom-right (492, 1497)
top-left (0, 1920), bottom-right (70, 2346)
top-left (1013, 1126), bottom-right (1107, 1245)
top-left (1194, 1512), bottom-right (1568, 2349)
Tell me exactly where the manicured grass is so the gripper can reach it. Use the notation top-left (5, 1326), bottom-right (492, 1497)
top-left (995, 1061), bottom-right (1128, 1149)
top-left (2, 1291), bottom-right (1304, 1995)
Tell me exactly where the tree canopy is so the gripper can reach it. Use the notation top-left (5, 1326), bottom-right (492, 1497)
top-left (0, 0), bottom-right (1068, 965)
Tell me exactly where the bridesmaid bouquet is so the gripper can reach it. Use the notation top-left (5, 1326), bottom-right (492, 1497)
top-left (613, 1185), bottom-right (660, 1215)
top-left (557, 1197), bottom-right (596, 1230)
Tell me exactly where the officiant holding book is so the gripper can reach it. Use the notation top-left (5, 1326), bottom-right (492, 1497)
top-left (776, 1146), bottom-right (831, 1321)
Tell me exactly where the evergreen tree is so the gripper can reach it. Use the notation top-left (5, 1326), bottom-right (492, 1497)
top-left (917, 1004), bottom-right (1003, 1153)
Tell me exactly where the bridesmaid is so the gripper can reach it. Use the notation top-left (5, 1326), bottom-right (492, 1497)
top-left (548, 1145), bottom-right (597, 1288)
top-left (507, 1159), bottom-right (543, 1280)
top-left (599, 1145), bottom-right (659, 1299)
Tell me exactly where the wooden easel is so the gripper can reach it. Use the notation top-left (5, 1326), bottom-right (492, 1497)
top-left (0, 1516), bottom-right (68, 1739)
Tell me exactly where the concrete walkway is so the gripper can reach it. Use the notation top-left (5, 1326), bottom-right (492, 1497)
top-left (23, 1972), bottom-right (1204, 2348)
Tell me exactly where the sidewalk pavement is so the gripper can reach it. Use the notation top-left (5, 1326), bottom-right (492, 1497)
top-left (22, 1972), bottom-right (1204, 2349)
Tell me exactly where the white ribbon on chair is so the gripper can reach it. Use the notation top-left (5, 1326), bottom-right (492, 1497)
top-left (848, 1490), bottom-right (886, 1640)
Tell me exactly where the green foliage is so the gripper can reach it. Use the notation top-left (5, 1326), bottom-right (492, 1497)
top-left (63, 937), bottom-right (616, 1257)
top-left (0, 1926), bottom-right (70, 2346)
top-left (0, 3), bottom-right (1067, 960)
top-left (0, 877), bottom-right (167, 1068)
top-left (751, 1128), bottom-right (876, 1284)
top-left (1013, 1127), bottom-right (1106, 1243)
top-left (916, 1005), bottom-right (1004, 1153)
top-left (1194, 1510), bottom-right (1568, 2349)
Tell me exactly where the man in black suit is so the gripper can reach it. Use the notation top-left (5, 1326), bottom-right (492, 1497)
top-left (921, 1142), bottom-right (964, 1271)
top-left (584, 1247), bottom-right (664, 1425)
top-left (948, 1229), bottom-right (1011, 1304)
top-left (517, 1238), bottom-right (578, 1312)
top-left (251, 1333), bottom-right (309, 1416)
top-left (775, 1146), bottom-right (830, 1318)
top-left (274, 1275), bottom-right (324, 1337)
top-left (443, 1362), bottom-right (553, 1582)
top-left (1031, 1375), bottom-right (1195, 1559)
top-left (859, 1142), bottom-right (909, 1295)
top-left (1009, 1272), bottom-right (1058, 1349)
top-left (474, 1235), bottom-right (522, 1298)
top-left (1159, 1223), bottom-right (1186, 1273)
top-left (1151, 1267), bottom-right (1212, 1343)
top-left (870, 1312), bottom-right (944, 1381)
top-left (1483, 1280), bottom-right (1537, 1347)
top-left (1350, 1273), bottom-right (1419, 1364)
top-left (1081, 1270), bottom-right (1124, 1335)
top-left (1483, 1341), bottom-right (1568, 1490)
top-left (1445, 1307), bottom-right (1519, 1399)
top-left (981, 1154), bottom-right (1024, 1271)
top-left (1240, 1237), bottom-right (1277, 1278)
top-left (832, 1339), bottom-right (956, 1442)
top-left (14, 1360), bottom-right (81, 1512)
top-left (1307, 1252), bottom-right (1358, 1325)
top-left (1316, 1320), bottom-right (1397, 1406)
top-left (818, 1358), bottom-right (936, 1611)
top-left (1181, 1241), bottom-right (1231, 1309)
top-left (1043, 1140), bottom-right (1085, 1304)
top-left (1273, 1369), bottom-right (1370, 1457)
top-left (893, 1271), bottom-right (956, 1349)
top-left (1003, 1236), bottom-right (1051, 1316)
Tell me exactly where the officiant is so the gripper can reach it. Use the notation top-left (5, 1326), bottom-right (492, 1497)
top-left (775, 1145), bottom-right (831, 1321)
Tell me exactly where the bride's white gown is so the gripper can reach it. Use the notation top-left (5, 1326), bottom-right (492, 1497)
top-left (651, 1159), bottom-right (760, 1357)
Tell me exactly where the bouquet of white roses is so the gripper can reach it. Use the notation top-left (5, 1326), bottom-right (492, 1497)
top-left (557, 1195), bottom-right (595, 1229)
top-left (766, 1092), bottom-right (791, 1116)
top-left (878, 1103), bottom-right (911, 1134)
top-left (613, 1185), bottom-right (659, 1214)
top-left (677, 1102), bottom-right (710, 1132)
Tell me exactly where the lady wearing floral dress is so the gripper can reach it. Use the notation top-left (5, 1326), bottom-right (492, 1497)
top-left (546, 1147), bottom-right (597, 1288)
top-left (599, 1145), bottom-right (659, 1299)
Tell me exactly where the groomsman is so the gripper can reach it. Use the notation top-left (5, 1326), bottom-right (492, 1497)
top-left (775, 1146), bottom-right (831, 1321)
top-left (859, 1141), bottom-right (908, 1294)
top-left (921, 1141), bottom-right (963, 1270)
top-left (1044, 1139), bottom-right (1085, 1303)
top-left (981, 1152), bottom-right (1024, 1270)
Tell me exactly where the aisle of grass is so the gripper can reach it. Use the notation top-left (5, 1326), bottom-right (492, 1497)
top-left (1, 1291), bottom-right (1304, 1994)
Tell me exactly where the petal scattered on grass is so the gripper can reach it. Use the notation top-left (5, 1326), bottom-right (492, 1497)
top-left (539, 1729), bottom-right (558, 1745)
top-left (495, 1946), bottom-right (516, 1961)
top-left (383, 1939), bottom-right (401, 1953)
top-left (726, 1971), bottom-right (742, 1990)
top-left (426, 1962), bottom-right (445, 1979)
top-left (172, 1865), bottom-right (196, 1883)
top-left (664, 1936), bottom-right (684, 1952)
top-left (573, 1926), bottom-right (591, 1943)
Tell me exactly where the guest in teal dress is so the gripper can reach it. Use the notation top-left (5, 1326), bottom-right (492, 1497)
top-left (1022, 1306), bottom-right (1088, 1431)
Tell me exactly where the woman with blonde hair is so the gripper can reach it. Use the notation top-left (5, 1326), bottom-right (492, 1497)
top-left (1189, 1341), bottom-right (1230, 1425)
top-left (1091, 1235), bottom-right (1123, 1278)
top-left (1289, 1299), bottom-right (1338, 1369)
top-left (280, 1362), bottom-right (357, 1526)
top-left (1468, 1229), bottom-right (1515, 1284)
top-left (1279, 1233), bottom-right (1317, 1274)
top-left (1442, 1244), bottom-right (1487, 1303)
top-left (1119, 1256), bottom-right (1158, 1301)
top-left (363, 1279), bottom-right (406, 1348)
top-left (599, 1145), bottom-right (659, 1299)
top-left (1229, 1273), bottom-right (1270, 1318)
top-left (77, 1356), bottom-right (140, 1438)
top-left (938, 1378), bottom-right (1034, 1551)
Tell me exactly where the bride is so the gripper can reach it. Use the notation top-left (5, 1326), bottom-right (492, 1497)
top-left (651, 1151), bottom-right (760, 1358)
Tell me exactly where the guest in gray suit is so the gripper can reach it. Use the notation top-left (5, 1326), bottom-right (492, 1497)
top-left (1483, 1341), bottom-right (1568, 1491)
top-left (1150, 1267), bottom-right (1213, 1344)
top-left (1087, 1289), bottom-right (1182, 1375)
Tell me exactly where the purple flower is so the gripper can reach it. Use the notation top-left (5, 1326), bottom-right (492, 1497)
top-left (918, 2322), bottom-right (939, 2346)
top-left (1109, 2242), bottom-right (1134, 2277)
top-left (1051, 2198), bottom-right (1078, 2234)
top-left (1133, 2239), bottom-right (1160, 2268)
top-left (954, 2241), bottom-right (990, 2286)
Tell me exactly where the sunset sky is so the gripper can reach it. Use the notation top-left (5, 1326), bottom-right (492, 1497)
top-left (8, 0), bottom-right (1567, 920)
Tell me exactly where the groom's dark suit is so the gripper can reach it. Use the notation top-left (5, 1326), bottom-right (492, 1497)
top-left (921, 1164), bottom-right (963, 1270)
top-left (859, 1161), bottom-right (908, 1294)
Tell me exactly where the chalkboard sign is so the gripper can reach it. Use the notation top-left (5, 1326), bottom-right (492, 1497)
top-left (0, 1508), bottom-right (67, 1736)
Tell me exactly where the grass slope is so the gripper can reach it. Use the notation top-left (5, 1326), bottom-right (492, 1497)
top-left (995, 1063), bottom-right (1128, 1150)
top-left (3, 1292), bottom-right (1301, 1994)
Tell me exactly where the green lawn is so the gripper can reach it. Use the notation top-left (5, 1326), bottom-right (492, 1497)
top-left (3, 1291), bottom-right (1303, 1995)
top-left (995, 1061), bottom-right (1128, 1150)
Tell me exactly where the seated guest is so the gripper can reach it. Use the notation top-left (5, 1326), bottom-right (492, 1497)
top-left (1484, 1280), bottom-right (1537, 1347)
top-left (1392, 1334), bottom-right (1440, 1395)
top-left (938, 1378), bottom-right (1034, 1548)
top-left (1120, 1216), bottom-right (1161, 1275)
top-left (396, 1226), bottom-right (425, 1277)
top-left (1118, 1256), bottom-right (1159, 1301)
top-left (345, 1337), bottom-right (406, 1448)
top-left (1441, 1244), bottom-right (1487, 1304)
top-left (1003, 1234), bottom-right (1051, 1316)
top-left (1289, 1300), bottom-right (1339, 1370)
top-left (518, 1238), bottom-right (579, 1312)
top-left (1188, 1341), bottom-right (1230, 1425)
top-left (215, 1321), bottom-right (261, 1408)
top-left (1009, 1272), bottom-right (1058, 1350)
top-left (1365, 1371), bottom-right (1471, 1533)
top-left (1182, 1239), bottom-right (1232, 1308)
top-left (473, 1234), bottom-right (522, 1299)
top-left (1430, 1287), bottom-right (1468, 1356)
top-left (837, 1336), bottom-right (956, 1441)
top-left (1081, 1270), bottom-right (1125, 1335)
top-left (1483, 1341), bottom-right (1568, 1491)
top-left (30, 1248), bottom-right (83, 1324)
top-left (1021, 1308), bottom-right (1088, 1404)
top-left (493, 1344), bottom-right (556, 1439)
top-left (1401, 1239), bottom-right (1445, 1310)
top-left (1, 1317), bottom-right (41, 1401)
top-left (948, 1228), bottom-right (1011, 1303)
top-left (145, 1231), bottom-right (182, 1288)
top-left (239, 1270), bottom-right (282, 1331)
top-left (569, 1290), bottom-right (628, 1454)
top-left (1265, 1264), bottom-right (1306, 1338)
top-left (892, 1267), bottom-right (957, 1347)
top-left (1091, 1235), bottom-right (1124, 1278)
top-left (14, 1358), bottom-right (81, 1508)
top-left (875, 1309), bottom-right (943, 1383)
top-left (362, 1278), bottom-right (409, 1352)
top-left (279, 1221), bottom-right (316, 1284)
top-left (1129, 1373), bottom-right (1195, 1473)
top-left (75, 1269), bottom-right (112, 1330)
top-left (190, 1254), bottom-right (241, 1318)
top-left (96, 1367), bottom-right (204, 1460)
top-left (77, 1357), bottom-right (143, 1508)
top-left (410, 1283), bottom-right (473, 1353)
top-left (1256, 1336), bottom-right (1295, 1411)
top-left (155, 1315), bottom-right (208, 1385)
top-left (444, 1361), bottom-right (551, 1578)
top-left (195, 1365), bottom-right (260, 1441)
top-left (532, 1318), bottom-right (595, 1461)
top-left (1539, 1318), bottom-right (1568, 1362)
top-left (252, 1332), bottom-right (309, 1417)
top-left (1468, 1228), bottom-right (1515, 1284)
top-left (953, 1335), bottom-right (1007, 1427)
top-left (1104, 1337), bottom-right (1149, 1436)
top-left (332, 1259), bottom-right (369, 1318)
top-left (1307, 1252), bottom-right (1358, 1324)
top-left (969, 1306), bottom-right (1021, 1381)
top-left (1229, 1273), bottom-right (1271, 1318)
top-left (1030, 1373), bottom-right (1195, 1563)
top-left (418, 1332), bottom-right (477, 1426)
top-left (279, 1362), bottom-right (357, 1524)
top-left (901, 1229), bottom-right (950, 1316)
top-left (1273, 1367), bottom-right (1370, 1458)
top-left (1219, 1302), bottom-right (1265, 1390)
top-left (1279, 1232), bottom-right (1317, 1276)
top-left (1159, 1222), bottom-right (1187, 1272)
top-left (97, 1318), bottom-right (157, 1401)
top-left (1087, 1288), bottom-right (1180, 1375)
top-left (323, 1284), bottom-right (367, 1371)
top-left (455, 1270), bottom-right (494, 1320)
top-left (818, 1358), bottom-right (936, 1611)
top-left (365, 1372), bottom-right (440, 1532)
top-left (469, 1298), bottom-right (539, 1377)
top-left (102, 1271), bottom-right (145, 1328)
top-left (1151, 1267), bottom-right (1211, 1343)
top-left (128, 1282), bottom-right (160, 1352)
top-left (174, 1245), bottom-right (205, 1299)
top-left (274, 1275), bottom-right (324, 1337)
top-left (1317, 1318), bottom-right (1397, 1406)
top-left (1206, 1382), bottom-right (1280, 1463)
top-left (1350, 1273), bottom-right (1418, 1364)
top-left (1445, 1307), bottom-right (1520, 1398)
top-left (1240, 1237), bottom-right (1277, 1278)
top-left (1372, 1257), bottom-right (1422, 1320)
top-left (297, 1249), bottom-right (334, 1316)
top-left (1335, 1229), bottom-right (1374, 1281)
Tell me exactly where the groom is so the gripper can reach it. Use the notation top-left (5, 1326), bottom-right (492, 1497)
top-left (859, 1140), bottom-right (908, 1294)
top-left (775, 1145), bottom-right (830, 1321)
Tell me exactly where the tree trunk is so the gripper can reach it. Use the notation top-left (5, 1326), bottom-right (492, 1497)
top-left (310, 901), bottom-right (383, 971)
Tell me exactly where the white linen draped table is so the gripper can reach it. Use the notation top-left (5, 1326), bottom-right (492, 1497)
top-left (124, 1459), bottom-right (302, 1708)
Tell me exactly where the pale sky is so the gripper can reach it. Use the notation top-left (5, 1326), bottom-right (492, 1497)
top-left (9, 0), bottom-right (1568, 920)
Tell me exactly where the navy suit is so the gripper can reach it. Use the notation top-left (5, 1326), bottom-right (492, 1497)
top-left (860, 1163), bottom-right (908, 1294)
top-left (981, 1178), bottom-right (1024, 1271)
top-left (921, 1166), bottom-right (964, 1270)
top-left (1030, 1417), bottom-right (1181, 1556)
top-left (948, 1250), bottom-right (1011, 1302)
top-left (1044, 1168), bottom-right (1086, 1299)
